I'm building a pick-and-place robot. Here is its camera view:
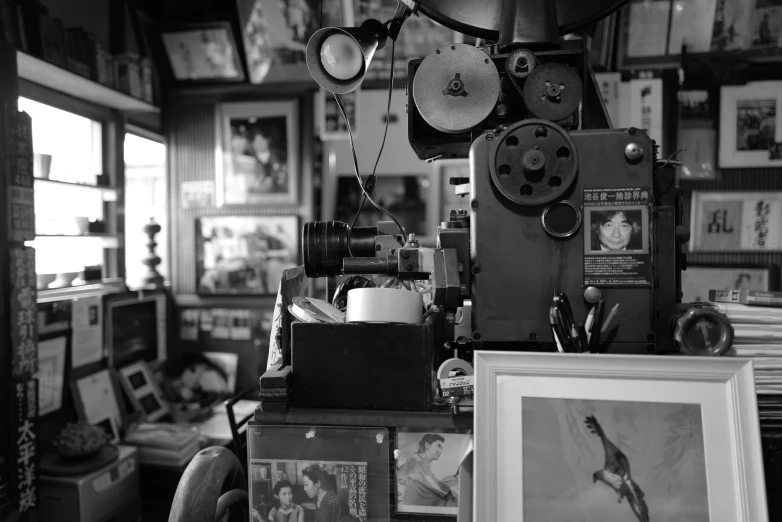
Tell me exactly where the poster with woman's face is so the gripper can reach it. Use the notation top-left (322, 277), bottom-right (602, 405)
top-left (394, 431), bottom-right (472, 516)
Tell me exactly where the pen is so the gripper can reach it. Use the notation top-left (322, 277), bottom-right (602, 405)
top-left (600, 303), bottom-right (620, 335)
top-left (589, 300), bottom-right (605, 352)
top-left (549, 308), bottom-right (565, 353)
top-left (584, 305), bottom-right (596, 339)
top-left (576, 322), bottom-right (589, 353)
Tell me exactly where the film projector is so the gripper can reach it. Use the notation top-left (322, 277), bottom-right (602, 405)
top-left (300, 0), bottom-right (732, 362)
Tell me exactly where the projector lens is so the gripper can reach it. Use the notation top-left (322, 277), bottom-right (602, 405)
top-left (320, 33), bottom-right (362, 80)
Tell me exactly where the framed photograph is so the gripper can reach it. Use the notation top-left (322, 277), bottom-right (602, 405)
top-left (36, 336), bottom-right (67, 416)
top-left (216, 100), bottom-right (299, 206)
top-left (333, 173), bottom-right (438, 245)
top-left (682, 264), bottom-right (780, 302)
top-left (248, 425), bottom-right (391, 521)
top-left (394, 430), bottom-right (472, 516)
top-left (475, 352), bottom-right (767, 521)
top-left (195, 215), bottom-right (299, 295)
top-left (236, 0), bottom-right (353, 84)
top-left (719, 81), bottom-right (782, 168)
top-left (117, 360), bottom-right (169, 422)
top-left (160, 21), bottom-right (245, 82)
top-left (689, 191), bottom-right (782, 251)
top-left (318, 87), bottom-right (360, 141)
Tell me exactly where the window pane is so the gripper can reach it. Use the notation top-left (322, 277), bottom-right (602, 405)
top-left (18, 97), bottom-right (103, 184)
top-left (124, 133), bottom-right (168, 288)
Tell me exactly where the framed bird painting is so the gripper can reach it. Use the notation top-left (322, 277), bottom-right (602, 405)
top-left (474, 352), bottom-right (767, 522)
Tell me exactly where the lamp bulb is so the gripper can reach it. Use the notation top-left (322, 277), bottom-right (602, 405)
top-left (320, 33), bottom-right (362, 80)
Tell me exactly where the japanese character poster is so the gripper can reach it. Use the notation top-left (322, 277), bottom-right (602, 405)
top-left (583, 188), bottom-right (653, 287)
top-left (248, 459), bottom-right (369, 521)
top-left (689, 191), bottom-right (782, 251)
top-left (10, 245), bottom-right (37, 378)
top-left (11, 378), bottom-right (38, 514)
top-left (395, 431), bottom-right (472, 516)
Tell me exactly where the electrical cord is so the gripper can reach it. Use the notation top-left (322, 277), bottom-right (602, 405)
top-left (334, 35), bottom-right (406, 253)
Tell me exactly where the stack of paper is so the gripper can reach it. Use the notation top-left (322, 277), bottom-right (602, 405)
top-left (712, 302), bottom-right (782, 394)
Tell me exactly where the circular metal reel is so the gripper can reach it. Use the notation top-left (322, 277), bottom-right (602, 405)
top-left (489, 119), bottom-right (579, 206)
top-left (522, 62), bottom-right (582, 122)
top-left (416, 0), bottom-right (630, 40)
top-left (413, 44), bottom-right (500, 134)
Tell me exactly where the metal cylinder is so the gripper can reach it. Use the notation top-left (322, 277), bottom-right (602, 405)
top-left (343, 257), bottom-right (391, 274)
top-left (498, 0), bottom-right (560, 52)
top-left (348, 226), bottom-right (379, 257)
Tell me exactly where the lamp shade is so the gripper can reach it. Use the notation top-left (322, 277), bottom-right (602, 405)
top-left (306, 19), bottom-right (387, 94)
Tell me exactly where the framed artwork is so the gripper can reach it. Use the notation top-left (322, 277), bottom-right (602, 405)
top-left (236, 0), bottom-right (353, 84)
top-left (333, 173), bottom-right (438, 245)
top-left (36, 336), bottom-right (67, 416)
top-left (719, 81), bottom-right (782, 168)
top-left (117, 360), bottom-right (169, 422)
top-left (586, 13), bottom-right (618, 70)
top-left (618, 0), bottom-right (782, 70)
top-left (217, 100), bottom-right (299, 206)
top-left (248, 424), bottom-right (391, 521)
top-left (475, 352), bottom-right (767, 522)
top-left (689, 191), bottom-right (782, 251)
top-left (318, 87), bottom-right (360, 141)
top-left (682, 264), bottom-right (779, 302)
top-left (394, 429), bottom-right (472, 516)
top-left (160, 21), bottom-right (245, 82)
top-left (195, 215), bottom-right (299, 295)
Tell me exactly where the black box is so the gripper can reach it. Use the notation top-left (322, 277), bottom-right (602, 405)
top-left (291, 318), bottom-right (436, 411)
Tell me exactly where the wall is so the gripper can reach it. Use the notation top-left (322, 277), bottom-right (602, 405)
top-left (167, 90), bottom-right (315, 296)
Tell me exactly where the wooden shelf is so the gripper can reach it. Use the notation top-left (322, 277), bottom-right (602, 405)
top-left (17, 51), bottom-right (159, 114)
top-left (37, 278), bottom-right (126, 303)
top-left (34, 178), bottom-right (118, 200)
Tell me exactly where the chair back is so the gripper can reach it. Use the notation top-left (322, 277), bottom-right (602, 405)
top-left (224, 385), bottom-right (259, 473)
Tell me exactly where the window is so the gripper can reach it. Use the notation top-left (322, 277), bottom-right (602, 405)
top-left (123, 132), bottom-right (168, 288)
top-left (18, 97), bottom-right (115, 290)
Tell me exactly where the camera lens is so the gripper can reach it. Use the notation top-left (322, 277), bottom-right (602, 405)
top-left (302, 221), bottom-right (350, 277)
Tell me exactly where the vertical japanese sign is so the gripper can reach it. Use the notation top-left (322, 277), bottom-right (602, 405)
top-left (12, 379), bottom-right (38, 514)
top-left (10, 246), bottom-right (37, 377)
top-left (8, 111), bottom-right (35, 242)
top-left (629, 77), bottom-right (664, 156)
top-left (338, 463), bottom-right (368, 521)
top-left (583, 188), bottom-right (653, 287)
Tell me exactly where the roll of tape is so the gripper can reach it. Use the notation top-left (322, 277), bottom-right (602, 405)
top-left (437, 358), bottom-right (474, 379)
top-left (346, 288), bottom-right (423, 324)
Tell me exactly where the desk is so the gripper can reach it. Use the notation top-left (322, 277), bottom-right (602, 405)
top-left (139, 400), bottom-right (260, 521)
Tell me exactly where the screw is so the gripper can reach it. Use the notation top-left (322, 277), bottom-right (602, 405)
top-left (485, 134), bottom-right (494, 141)
top-left (473, 332), bottom-right (482, 341)
top-left (471, 266), bottom-right (481, 275)
top-left (628, 127), bottom-right (637, 135)
top-left (375, 244), bottom-right (381, 251)
top-left (529, 333), bottom-right (538, 341)
top-left (471, 200), bottom-right (479, 209)
top-left (402, 251), bottom-right (410, 259)
top-left (405, 262), bottom-right (413, 271)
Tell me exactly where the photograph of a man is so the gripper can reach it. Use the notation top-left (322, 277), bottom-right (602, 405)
top-left (589, 209), bottom-right (645, 253)
top-left (396, 432), bottom-right (472, 515)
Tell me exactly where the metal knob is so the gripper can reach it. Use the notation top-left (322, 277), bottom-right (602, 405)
top-left (625, 143), bottom-right (643, 161)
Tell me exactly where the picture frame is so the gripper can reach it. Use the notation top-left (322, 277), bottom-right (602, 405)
top-left (93, 414), bottom-right (120, 445)
top-left (160, 21), bottom-right (245, 82)
top-left (36, 335), bottom-right (67, 416)
top-left (682, 263), bottom-right (780, 303)
top-left (117, 360), bottom-right (170, 422)
top-left (72, 369), bottom-right (125, 433)
top-left (216, 100), bottom-right (299, 206)
top-left (689, 191), bottom-right (782, 252)
top-left (318, 86), bottom-right (360, 141)
top-left (394, 428), bottom-right (472, 517)
top-left (586, 12), bottom-right (618, 71)
top-left (719, 81), bottom-right (782, 168)
top-left (247, 424), bottom-right (390, 521)
top-left (195, 215), bottom-right (300, 296)
top-left (475, 352), bottom-right (767, 521)
top-left (236, 0), bottom-right (353, 84)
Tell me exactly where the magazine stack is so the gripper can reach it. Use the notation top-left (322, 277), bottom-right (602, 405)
top-left (709, 289), bottom-right (782, 395)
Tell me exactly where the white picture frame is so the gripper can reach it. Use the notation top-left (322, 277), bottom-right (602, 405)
top-left (719, 81), bottom-right (782, 168)
top-left (475, 352), bottom-right (767, 522)
top-left (117, 360), bottom-right (170, 422)
top-left (216, 100), bottom-right (299, 206)
top-left (317, 86), bottom-right (360, 141)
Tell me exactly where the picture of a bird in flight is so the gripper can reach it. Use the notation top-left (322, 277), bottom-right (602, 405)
top-left (585, 415), bottom-right (650, 522)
